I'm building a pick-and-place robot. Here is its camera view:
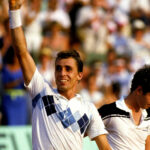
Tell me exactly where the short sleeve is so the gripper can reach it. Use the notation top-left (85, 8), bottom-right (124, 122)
top-left (25, 69), bottom-right (54, 99)
top-left (86, 104), bottom-right (108, 139)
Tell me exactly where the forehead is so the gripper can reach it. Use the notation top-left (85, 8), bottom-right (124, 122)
top-left (55, 57), bottom-right (77, 67)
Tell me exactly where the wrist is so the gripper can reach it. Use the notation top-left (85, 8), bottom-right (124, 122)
top-left (9, 9), bottom-right (22, 29)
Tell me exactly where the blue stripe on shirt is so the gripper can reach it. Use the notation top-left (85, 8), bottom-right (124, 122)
top-left (32, 93), bottom-right (41, 108)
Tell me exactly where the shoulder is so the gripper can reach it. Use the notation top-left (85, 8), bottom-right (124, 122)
top-left (80, 96), bottom-right (97, 114)
top-left (98, 102), bottom-right (116, 117)
top-left (98, 102), bottom-right (130, 120)
top-left (26, 69), bottom-right (55, 97)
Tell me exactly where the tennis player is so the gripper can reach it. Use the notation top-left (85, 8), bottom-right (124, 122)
top-left (8, 0), bottom-right (111, 149)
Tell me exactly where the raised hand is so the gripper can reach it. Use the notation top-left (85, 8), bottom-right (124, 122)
top-left (8, 0), bottom-right (24, 10)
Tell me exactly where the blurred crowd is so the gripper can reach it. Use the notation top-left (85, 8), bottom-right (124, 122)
top-left (0, 0), bottom-right (150, 126)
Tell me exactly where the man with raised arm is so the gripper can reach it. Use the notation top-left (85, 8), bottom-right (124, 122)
top-left (8, 0), bottom-right (111, 149)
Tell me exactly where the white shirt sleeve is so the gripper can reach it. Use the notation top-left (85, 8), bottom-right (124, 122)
top-left (86, 104), bottom-right (108, 139)
top-left (148, 122), bottom-right (150, 135)
top-left (25, 68), bottom-right (54, 99)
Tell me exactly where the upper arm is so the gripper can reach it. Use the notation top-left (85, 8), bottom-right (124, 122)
top-left (86, 104), bottom-right (108, 139)
top-left (11, 27), bottom-right (36, 85)
top-left (145, 135), bottom-right (150, 150)
top-left (92, 134), bottom-right (111, 150)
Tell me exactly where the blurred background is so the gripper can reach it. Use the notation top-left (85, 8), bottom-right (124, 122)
top-left (0, 0), bottom-right (150, 149)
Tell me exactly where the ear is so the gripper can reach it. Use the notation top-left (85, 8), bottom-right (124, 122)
top-left (77, 72), bottom-right (83, 81)
top-left (136, 86), bottom-right (143, 95)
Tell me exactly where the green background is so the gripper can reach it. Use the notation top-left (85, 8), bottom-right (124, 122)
top-left (0, 126), bottom-right (98, 150)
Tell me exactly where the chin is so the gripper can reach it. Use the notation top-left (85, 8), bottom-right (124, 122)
top-left (58, 86), bottom-right (67, 92)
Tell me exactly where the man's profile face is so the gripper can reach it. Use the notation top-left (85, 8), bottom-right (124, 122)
top-left (55, 57), bottom-right (82, 93)
top-left (137, 89), bottom-right (150, 109)
top-left (141, 92), bottom-right (150, 109)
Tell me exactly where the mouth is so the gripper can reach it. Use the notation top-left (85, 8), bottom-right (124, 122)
top-left (60, 79), bottom-right (67, 82)
top-left (58, 79), bottom-right (68, 84)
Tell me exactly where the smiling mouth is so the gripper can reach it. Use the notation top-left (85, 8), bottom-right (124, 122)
top-left (59, 79), bottom-right (68, 84)
top-left (60, 79), bottom-right (67, 82)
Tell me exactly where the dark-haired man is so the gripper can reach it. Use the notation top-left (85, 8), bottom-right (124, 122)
top-left (98, 65), bottom-right (150, 150)
top-left (8, 0), bottom-right (111, 149)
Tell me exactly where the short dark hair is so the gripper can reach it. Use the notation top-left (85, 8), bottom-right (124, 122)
top-left (55, 50), bottom-right (83, 72)
top-left (131, 65), bottom-right (150, 94)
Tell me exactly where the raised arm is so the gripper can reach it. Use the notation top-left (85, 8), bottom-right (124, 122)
top-left (8, 0), bottom-right (36, 85)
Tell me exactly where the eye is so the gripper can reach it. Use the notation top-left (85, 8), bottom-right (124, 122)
top-left (56, 65), bottom-right (62, 71)
top-left (66, 66), bottom-right (72, 72)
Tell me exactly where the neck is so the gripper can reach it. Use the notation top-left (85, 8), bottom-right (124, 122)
top-left (58, 89), bottom-right (76, 100)
top-left (41, 63), bottom-right (47, 70)
top-left (125, 93), bottom-right (141, 112)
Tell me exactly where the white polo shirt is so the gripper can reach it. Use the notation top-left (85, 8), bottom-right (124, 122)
top-left (98, 97), bottom-right (150, 150)
top-left (26, 69), bottom-right (107, 150)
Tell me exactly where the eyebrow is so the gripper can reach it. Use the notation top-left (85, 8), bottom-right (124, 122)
top-left (56, 64), bottom-right (73, 67)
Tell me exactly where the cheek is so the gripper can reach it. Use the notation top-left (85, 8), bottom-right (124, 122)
top-left (55, 71), bottom-right (60, 78)
top-left (137, 95), bottom-right (145, 107)
top-left (71, 74), bottom-right (79, 83)
top-left (54, 73), bottom-right (57, 80)
top-left (145, 94), bottom-right (150, 104)
top-left (54, 73), bottom-right (59, 83)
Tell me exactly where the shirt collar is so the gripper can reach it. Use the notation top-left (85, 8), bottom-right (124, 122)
top-left (55, 90), bottom-right (82, 101)
top-left (116, 96), bottom-right (147, 118)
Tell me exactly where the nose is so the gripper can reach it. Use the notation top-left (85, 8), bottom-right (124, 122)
top-left (59, 67), bottom-right (67, 76)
